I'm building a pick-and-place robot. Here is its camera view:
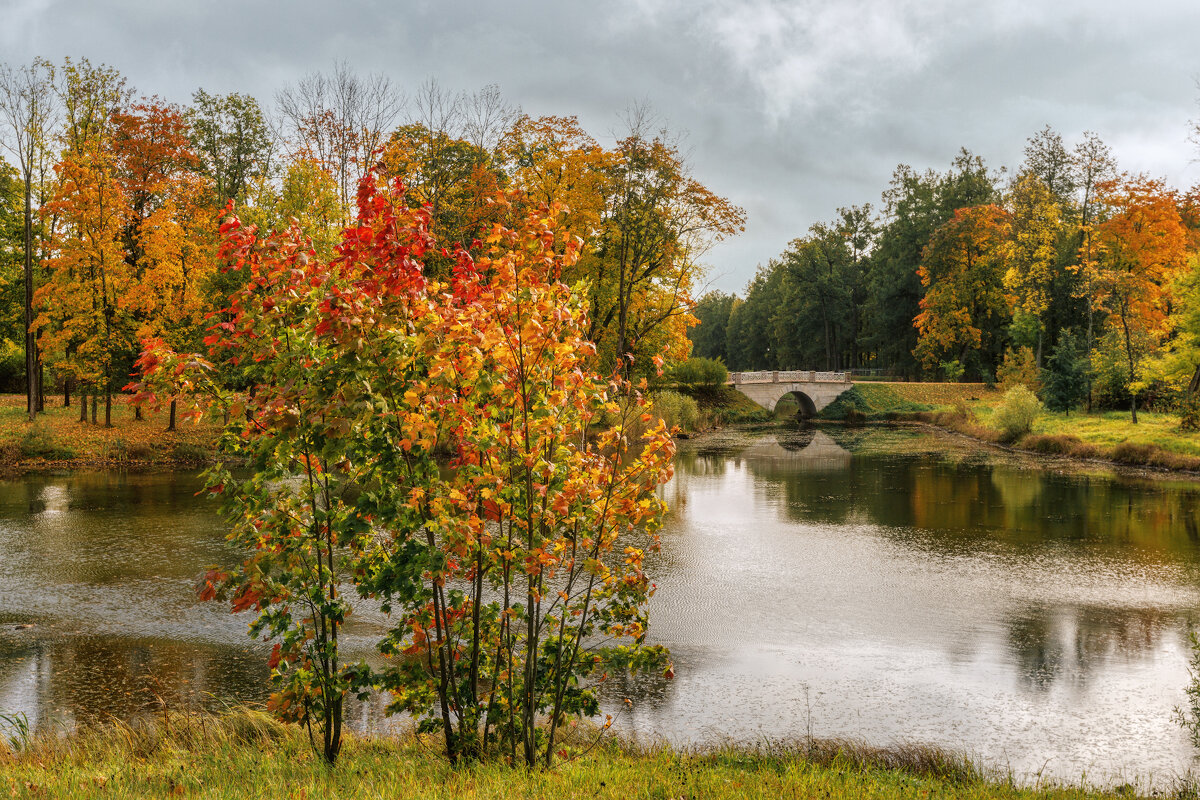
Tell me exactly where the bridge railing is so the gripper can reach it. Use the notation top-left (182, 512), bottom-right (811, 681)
top-left (729, 371), bottom-right (850, 384)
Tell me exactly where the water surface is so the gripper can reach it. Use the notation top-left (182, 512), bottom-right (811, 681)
top-left (2, 428), bottom-right (1200, 785)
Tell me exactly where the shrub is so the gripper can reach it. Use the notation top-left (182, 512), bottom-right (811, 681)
top-left (992, 385), bottom-right (1040, 442)
top-left (651, 389), bottom-right (700, 432)
top-left (951, 399), bottom-right (974, 421)
top-left (1111, 442), bottom-right (1155, 465)
top-left (1068, 441), bottom-right (1101, 460)
top-left (19, 426), bottom-right (75, 460)
top-left (171, 441), bottom-right (209, 463)
top-left (668, 357), bottom-right (727, 388)
top-left (1018, 433), bottom-right (1079, 455)
top-left (103, 437), bottom-right (130, 463)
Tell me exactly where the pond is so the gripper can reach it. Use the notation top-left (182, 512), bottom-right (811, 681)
top-left (2, 425), bottom-right (1199, 785)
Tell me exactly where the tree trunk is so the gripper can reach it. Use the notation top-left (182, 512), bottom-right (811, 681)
top-left (23, 180), bottom-right (36, 422)
top-left (63, 378), bottom-right (70, 408)
top-left (822, 309), bottom-right (833, 371)
top-left (167, 399), bottom-right (176, 432)
top-left (104, 390), bottom-right (112, 428)
top-left (1120, 309), bottom-right (1137, 425)
top-left (79, 388), bottom-right (88, 422)
top-left (91, 393), bottom-right (97, 425)
top-left (1188, 364), bottom-right (1200, 396)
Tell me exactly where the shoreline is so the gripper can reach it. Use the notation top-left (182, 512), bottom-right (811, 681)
top-left (678, 417), bottom-right (1200, 484)
top-left (891, 415), bottom-right (1200, 480)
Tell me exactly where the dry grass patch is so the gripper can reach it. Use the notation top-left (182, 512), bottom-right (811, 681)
top-left (0, 709), bottom-right (1165, 800)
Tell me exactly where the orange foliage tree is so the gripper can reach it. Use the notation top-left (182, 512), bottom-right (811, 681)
top-left (380, 122), bottom-right (508, 273)
top-left (112, 100), bottom-right (216, 427)
top-left (36, 140), bottom-right (132, 425)
top-left (1093, 175), bottom-right (1189, 422)
top-left (914, 204), bottom-right (1011, 377)
top-left (499, 115), bottom-right (612, 254)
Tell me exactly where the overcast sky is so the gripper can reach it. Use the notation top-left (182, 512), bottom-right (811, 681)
top-left (4, 0), bottom-right (1199, 293)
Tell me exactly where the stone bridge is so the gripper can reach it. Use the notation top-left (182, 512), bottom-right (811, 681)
top-left (729, 370), bottom-right (853, 415)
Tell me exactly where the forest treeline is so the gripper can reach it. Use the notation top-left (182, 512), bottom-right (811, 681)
top-left (0, 58), bottom-right (744, 425)
top-left (690, 129), bottom-right (1200, 419)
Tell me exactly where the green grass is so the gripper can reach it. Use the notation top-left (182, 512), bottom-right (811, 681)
top-left (819, 383), bottom-right (936, 421)
top-left (1023, 410), bottom-right (1200, 457)
top-left (0, 709), bottom-right (1165, 799)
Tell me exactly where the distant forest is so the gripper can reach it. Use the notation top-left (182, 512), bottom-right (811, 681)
top-left (688, 127), bottom-right (1200, 412)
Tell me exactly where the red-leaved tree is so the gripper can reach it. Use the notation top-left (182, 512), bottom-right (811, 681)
top-left (130, 169), bottom-right (675, 766)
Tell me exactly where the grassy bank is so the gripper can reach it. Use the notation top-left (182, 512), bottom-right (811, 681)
top-left (0, 394), bottom-right (220, 474)
top-left (820, 382), bottom-right (1200, 473)
top-left (675, 383), bottom-right (773, 428)
top-left (0, 710), bottom-right (1165, 799)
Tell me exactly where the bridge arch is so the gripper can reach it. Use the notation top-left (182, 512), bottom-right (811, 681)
top-left (777, 390), bottom-right (818, 418)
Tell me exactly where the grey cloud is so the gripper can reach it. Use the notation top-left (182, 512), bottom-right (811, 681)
top-left (4, 0), bottom-right (1199, 293)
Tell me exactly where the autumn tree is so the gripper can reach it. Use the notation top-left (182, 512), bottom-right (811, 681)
top-left (1071, 131), bottom-right (1118, 401)
top-left (914, 204), bottom-right (1011, 377)
top-left (380, 122), bottom-right (505, 268)
top-left (865, 150), bottom-right (998, 377)
top-left (1093, 175), bottom-right (1188, 422)
top-left (37, 137), bottom-right (132, 426)
top-left (499, 114), bottom-right (611, 253)
top-left (1005, 172), bottom-right (1062, 366)
top-left (55, 58), bottom-right (128, 155)
top-left (46, 58), bottom-right (130, 416)
top-left (235, 157), bottom-right (344, 261)
top-left (131, 172), bottom-right (675, 768)
top-left (1022, 125), bottom-right (1076, 208)
top-left (377, 82), bottom-right (521, 272)
top-left (111, 99), bottom-right (215, 429)
top-left (588, 120), bottom-right (744, 373)
top-left (1148, 256), bottom-right (1200, 399)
